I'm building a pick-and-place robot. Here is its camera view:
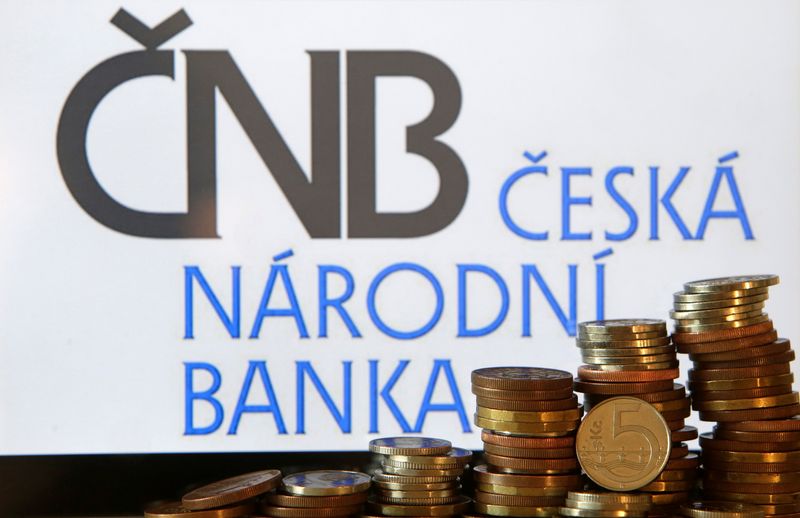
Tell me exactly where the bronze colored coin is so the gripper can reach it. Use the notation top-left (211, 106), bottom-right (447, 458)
top-left (476, 395), bottom-right (578, 411)
top-left (371, 470), bottom-right (457, 485)
top-left (577, 337), bottom-right (672, 348)
top-left (671, 321), bottom-right (774, 345)
top-left (650, 397), bottom-right (691, 412)
top-left (689, 338), bottom-right (788, 362)
top-left (683, 275), bottom-right (779, 293)
top-left (182, 469), bottom-right (282, 510)
top-left (666, 419), bottom-right (686, 431)
top-left (651, 469), bottom-right (696, 481)
top-left (576, 397), bottom-right (671, 491)
top-left (476, 483), bottom-right (574, 496)
top-left (472, 384), bottom-right (574, 400)
top-left (381, 464), bottom-right (464, 477)
top-left (558, 507), bottom-right (644, 517)
top-left (669, 444), bottom-right (689, 459)
top-left (386, 447), bottom-right (472, 467)
top-left (372, 480), bottom-right (457, 491)
top-left (574, 379), bottom-right (674, 394)
top-left (474, 415), bottom-right (579, 435)
top-left (265, 492), bottom-right (367, 508)
top-left (688, 363), bottom-right (789, 381)
top-left (366, 495), bottom-right (471, 516)
top-left (585, 385), bottom-right (686, 404)
top-left (637, 480), bottom-right (694, 492)
top-left (369, 437), bottom-right (451, 456)
top-left (649, 492), bottom-right (690, 506)
top-left (693, 350), bottom-right (795, 369)
top-left (690, 384), bottom-right (793, 402)
top-left (672, 426), bottom-right (699, 442)
top-left (702, 449), bottom-right (800, 463)
top-left (659, 407), bottom-right (692, 421)
top-left (471, 367), bottom-right (573, 391)
top-left (474, 502), bottom-right (559, 517)
top-left (673, 286), bottom-right (769, 302)
top-left (704, 470), bottom-right (800, 485)
top-left (702, 490), bottom-right (800, 505)
top-left (673, 308), bottom-right (764, 325)
top-left (688, 374), bottom-right (794, 392)
top-left (712, 428), bottom-right (800, 442)
top-left (578, 366), bottom-right (678, 382)
top-left (703, 479), bottom-right (800, 494)
top-left (700, 433), bottom-right (800, 452)
top-left (374, 495), bottom-right (462, 505)
top-left (580, 319), bottom-right (667, 334)
top-left (675, 314), bottom-right (770, 333)
top-left (382, 459), bottom-right (465, 471)
top-left (582, 353), bottom-right (676, 365)
top-left (702, 460), bottom-right (800, 473)
top-left (753, 502), bottom-right (800, 515)
top-left (679, 501), bottom-right (765, 518)
top-left (474, 490), bottom-right (565, 507)
top-left (673, 292), bottom-right (769, 310)
top-left (582, 361), bottom-right (679, 372)
top-left (663, 453), bottom-right (700, 470)
top-left (375, 488), bottom-right (460, 499)
top-left (282, 471), bottom-right (370, 496)
top-left (717, 416), bottom-right (800, 432)
top-left (472, 464), bottom-right (582, 487)
top-left (480, 431), bottom-right (575, 448)
top-left (259, 504), bottom-right (363, 518)
top-left (476, 406), bottom-right (583, 423)
top-left (563, 499), bottom-right (651, 512)
top-left (580, 345), bottom-right (675, 357)
top-left (567, 491), bottom-right (652, 505)
top-left (677, 330), bottom-right (779, 355)
top-left (699, 402), bottom-right (800, 422)
top-left (483, 453), bottom-right (578, 471)
top-left (484, 443), bottom-right (576, 459)
top-left (694, 392), bottom-right (799, 412)
top-left (145, 501), bottom-right (256, 518)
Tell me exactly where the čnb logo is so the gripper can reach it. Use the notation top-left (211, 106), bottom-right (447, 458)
top-left (56, 8), bottom-right (468, 239)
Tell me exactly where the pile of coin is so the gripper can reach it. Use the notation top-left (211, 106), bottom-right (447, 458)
top-left (260, 470), bottom-right (371, 518)
top-left (573, 320), bottom-right (699, 510)
top-left (471, 367), bottom-right (584, 517)
top-left (558, 491), bottom-right (652, 518)
top-left (144, 469), bottom-right (282, 518)
top-left (679, 502), bottom-right (765, 518)
top-left (367, 437), bottom-right (471, 517)
top-left (670, 275), bottom-right (800, 517)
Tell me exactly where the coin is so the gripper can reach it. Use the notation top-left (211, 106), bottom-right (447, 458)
top-left (702, 450), bottom-right (800, 463)
top-left (474, 502), bottom-right (558, 517)
top-left (380, 465), bottom-right (464, 477)
top-left (373, 495), bottom-right (463, 505)
top-left (372, 479), bottom-right (457, 491)
top-left (480, 431), bottom-right (575, 448)
top-left (683, 275), bottom-right (779, 293)
top-left (568, 491), bottom-right (652, 505)
top-left (637, 480), bottom-right (694, 492)
top-left (385, 447), bottom-right (472, 467)
top-left (702, 490), bottom-right (800, 505)
top-left (144, 501), bottom-right (256, 518)
top-left (687, 374), bottom-right (794, 392)
top-left (649, 492), bottom-right (690, 506)
top-left (576, 397), bottom-right (671, 491)
top-left (475, 483), bottom-right (574, 496)
top-left (471, 367), bottom-right (573, 390)
top-left (265, 492), bottom-right (368, 508)
top-left (476, 395), bottom-right (579, 411)
top-left (699, 433), bottom-right (800, 452)
top-left (584, 385), bottom-right (686, 404)
top-left (476, 406), bottom-right (583, 423)
top-left (564, 499), bottom-right (651, 512)
top-left (689, 363), bottom-right (790, 381)
top-left (483, 453), bottom-right (579, 472)
top-left (580, 330), bottom-right (666, 341)
top-left (712, 429), bottom-right (800, 442)
top-left (282, 471), bottom-right (370, 496)
top-left (580, 319), bottom-right (667, 334)
top-left (181, 469), bottom-right (282, 510)
top-left (688, 338), bottom-right (788, 362)
top-left (260, 504), bottom-right (364, 517)
top-left (693, 350), bottom-right (794, 369)
top-left (578, 366), bottom-right (679, 382)
top-left (474, 415), bottom-right (579, 435)
top-left (558, 506), bottom-right (643, 517)
top-left (369, 437), bottom-right (451, 456)
top-left (693, 392), bottom-right (799, 411)
top-left (474, 491), bottom-right (565, 507)
top-left (577, 337), bottom-right (672, 349)
top-left (701, 461), bottom-right (800, 473)
top-left (371, 471), bottom-right (457, 485)
top-left (472, 385), bottom-right (575, 400)
top-left (672, 302), bottom-right (766, 320)
top-left (673, 287), bottom-right (769, 303)
top-left (374, 488), bottom-right (460, 499)
top-left (716, 416), bottom-right (800, 432)
top-left (472, 465), bottom-right (582, 487)
top-left (704, 471), bottom-right (800, 484)
top-left (679, 501), bottom-right (764, 518)
top-left (673, 292), bottom-right (769, 310)
top-left (672, 321), bottom-right (774, 345)
top-left (651, 469), bottom-right (696, 481)
top-left (649, 397), bottom-right (691, 412)
top-left (676, 330), bottom-right (779, 354)
top-left (690, 384), bottom-right (793, 402)
top-left (675, 314), bottom-right (770, 333)
top-left (663, 452), bottom-right (699, 469)
top-left (581, 354), bottom-right (676, 365)
top-left (574, 379), bottom-right (674, 395)
top-left (702, 479), bottom-right (800, 494)
top-left (698, 403), bottom-right (800, 422)
top-left (483, 444), bottom-right (576, 459)
top-left (672, 426), bottom-right (699, 442)
top-left (673, 309), bottom-right (765, 326)
top-left (366, 495), bottom-right (471, 516)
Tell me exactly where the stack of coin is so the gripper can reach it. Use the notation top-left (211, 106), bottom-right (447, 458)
top-left (679, 502), bottom-right (765, 518)
top-left (471, 367), bottom-right (584, 517)
top-left (367, 437), bottom-right (471, 518)
top-left (145, 469), bottom-right (282, 518)
top-left (260, 470), bottom-right (370, 518)
top-left (670, 274), bottom-right (800, 517)
top-left (573, 320), bottom-right (698, 509)
top-left (558, 491), bottom-right (652, 518)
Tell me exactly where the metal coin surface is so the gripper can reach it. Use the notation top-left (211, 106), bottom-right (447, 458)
top-left (472, 464), bottom-right (582, 487)
top-left (472, 385), bottom-right (574, 400)
top-left (676, 330), bottom-right (778, 354)
top-left (698, 402), bottom-right (800, 422)
top-left (366, 495), bottom-right (470, 516)
top-left (181, 469), bottom-right (282, 510)
top-left (476, 405), bottom-right (583, 423)
top-left (474, 415), bottom-right (579, 435)
top-left (673, 287), bottom-right (769, 303)
top-left (716, 416), bottom-right (800, 432)
top-left (580, 319), bottom-right (666, 334)
top-left (673, 292), bottom-right (769, 310)
top-left (577, 366), bottom-right (678, 382)
top-left (385, 447), bottom-right (471, 467)
top-left (690, 384), bottom-right (793, 401)
top-left (265, 492), bottom-right (367, 508)
top-left (282, 470), bottom-right (370, 496)
top-left (259, 504), bottom-right (363, 517)
top-left (576, 397), bottom-right (671, 491)
top-left (471, 367), bottom-right (573, 390)
top-left (567, 491), bottom-right (651, 504)
top-left (145, 501), bottom-right (256, 518)
top-left (693, 392), bottom-right (798, 411)
top-left (683, 274), bottom-right (779, 293)
top-left (687, 373), bottom-right (794, 392)
top-left (574, 379), bottom-right (674, 394)
top-left (679, 501), bottom-right (764, 518)
top-left (474, 502), bottom-right (559, 517)
top-left (380, 464), bottom-right (464, 477)
top-left (371, 470), bottom-right (457, 484)
top-left (475, 483), bottom-right (574, 496)
top-left (474, 491), bottom-right (565, 507)
top-left (476, 395), bottom-right (578, 411)
top-left (483, 453), bottom-right (578, 471)
top-left (480, 431), bottom-right (575, 448)
top-left (689, 338), bottom-right (789, 362)
top-left (369, 437), bottom-right (451, 456)
top-left (671, 321), bottom-right (774, 344)
top-left (483, 443), bottom-right (576, 459)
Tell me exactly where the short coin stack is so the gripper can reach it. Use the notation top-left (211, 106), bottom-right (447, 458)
top-left (145, 469), bottom-right (282, 518)
top-left (471, 367), bottom-right (584, 517)
top-left (670, 275), bottom-right (800, 517)
top-left (558, 491), bottom-right (652, 518)
top-left (260, 470), bottom-right (371, 518)
top-left (368, 437), bottom-right (471, 518)
top-left (679, 502), bottom-right (765, 518)
top-left (573, 320), bottom-right (699, 510)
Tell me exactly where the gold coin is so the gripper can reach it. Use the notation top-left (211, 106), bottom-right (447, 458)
top-left (145, 501), bottom-right (256, 518)
top-left (372, 479), bottom-right (457, 491)
top-left (375, 489), bottom-right (459, 499)
top-left (373, 495), bottom-right (463, 505)
top-left (474, 503), bottom-right (559, 517)
top-left (580, 319), bottom-right (667, 334)
top-left (281, 470), bottom-right (370, 496)
top-left (474, 415), bottom-right (579, 434)
top-left (650, 397), bottom-right (691, 412)
top-left (679, 501), bottom-right (765, 518)
top-left (472, 465), bottom-right (582, 487)
top-left (384, 447), bottom-right (472, 467)
top-left (475, 483), bottom-right (573, 496)
top-left (674, 309), bottom-right (765, 326)
top-left (564, 499), bottom-right (651, 512)
top-left (701, 450), bottom-right (800, 463)
top-left (692, 392), bottom-right (799, 411)
top-left (260, 505), bottom-right (364, 518)
top-left (670, 302), bottom-right (765, 320)
top-left (474, 491), bottom-right (565, 507)
top-left (702, 490), bottom-right (800, 505)
top-left (673, 292), bottom-right (769, 311)
top-left (637, 480), bottom-right (693, 492)
top-left (674, 314), bottom-right (770, 333)
top-left (576, 397), bottom-right (671, 491)
top-left (687, 373), bottom-right (794, 392)
top-left (580, 330), bottom-right (666, 341)
top-left (579, 345), bottom-right (675, 357)
top-left (651, 469), bottom-right (696, 481)
top-left (559, 507), bottom-right (644, 517)
top-left (371, 470), bottom-right (457, 484)
top-left (265, 492), bottom-right (368, 508)
top-left (581, 354), bottom-right (676, 365)
top-left (683, 275), bottom-right (779, 294)
top-left (577, 337), bottom-right (672, 348)
top-left (704, 470), bottom-right (800, 484)
top-left (181, 469), bottom-right (282, 510)
top-left (483, 443), bottom-right (576, 459)
top-left (366, 496), bottom-right (471, 516)
top-left (673, 287), bottom-right (769, 303)
top-left (567, 491), bottom-right (652, 505)
top-left (380, 464), bottom-right (464, 477)
top-left (369, 437), bottom-right (451, 456)
top-left (476, 406), bottom-right (583, 423)
top-left (648, 492), bottom-right (690, 506)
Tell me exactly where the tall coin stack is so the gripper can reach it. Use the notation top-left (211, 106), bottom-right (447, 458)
top-left (471, 367), bottom-right (584, 517)
top-left (368, 437), bottom-right (472, 518)
top-left (261, 470), bottom-right (371, 518)
top-left (670, 274), bottom-right (800, 518)
top-left (573, 320), bottom-right (699, 511)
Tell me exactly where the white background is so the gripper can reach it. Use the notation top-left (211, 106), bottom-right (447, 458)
top-left (0, 0), bottom-right (798, 453)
